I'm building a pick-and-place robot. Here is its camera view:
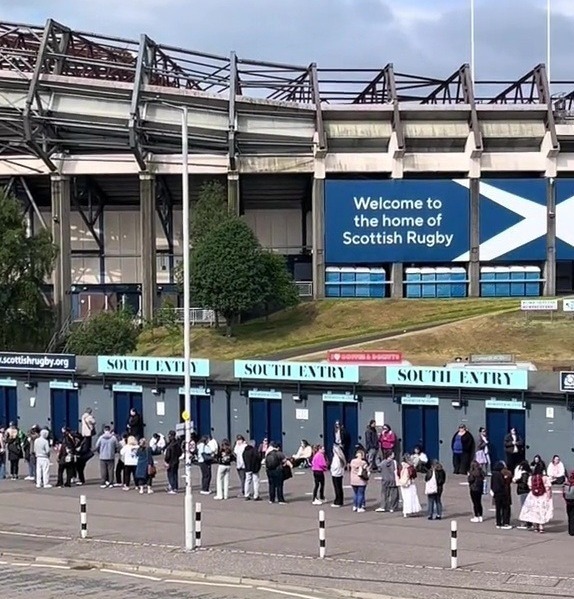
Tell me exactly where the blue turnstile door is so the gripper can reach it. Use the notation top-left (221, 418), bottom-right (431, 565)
top-left (323, 401), bottom-right (359, 458)
top-left (50, 389), bottom-right (79, 441)
top-left (0, 386), bottom-right (18, 428)
top-left (402, 405), bottom-right (440, 460)
top-left (113, 392), bottom-right (143, 435)
top-left (249, 398), bottom-right (282, 446)
top-left (486, 409), bottom-right (526, 464)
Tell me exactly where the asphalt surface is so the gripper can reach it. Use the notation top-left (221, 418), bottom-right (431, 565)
top-left (0, 557), bottom-right (336, 599)
top-left (2, 462), bottom-right (574, 599)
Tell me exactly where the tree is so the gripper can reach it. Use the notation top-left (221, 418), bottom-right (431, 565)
top-left (258, 251), bottom-right (300, 318)
top-left (191, 181), bottom-right (231, 245)
top-left (66, 309), bottom-right (139, 355)
top-left (191, 218), bottom-right (265, 335)
top-left (0, 188), bottom-right (57, 350)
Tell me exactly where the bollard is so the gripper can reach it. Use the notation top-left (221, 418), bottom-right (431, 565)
top-left (80, 495), bottom-right (88, 539)
top-left (319, 510), bottom-right (326, 559)
top-left (450, 520), bottom-right (458, 569)
top-left (195, 502), bottom-right (202, 548)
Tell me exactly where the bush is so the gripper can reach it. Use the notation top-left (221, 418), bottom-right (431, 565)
top-left (66, 309), bottom-right (139, 355)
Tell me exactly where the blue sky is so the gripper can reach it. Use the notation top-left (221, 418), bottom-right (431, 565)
top-left (1, 0), bottom-right (572, 79)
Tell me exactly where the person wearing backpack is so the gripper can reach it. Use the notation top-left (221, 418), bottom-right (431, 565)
top-left (563, 471), bottom-right (574, 535)
top-left (519, 466), bottom-right (553, 533)
top-left (425, 460), bottom-right (446, 520)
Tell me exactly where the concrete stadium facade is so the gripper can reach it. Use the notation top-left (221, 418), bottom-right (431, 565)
top-left (1, 19), bottom-right (574, 331)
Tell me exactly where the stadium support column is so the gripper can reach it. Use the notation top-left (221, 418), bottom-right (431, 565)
top-left (390, 264), bottom-right (403, 299)
top-left (468, 178), bottom-right (480, 297)
top-left (140, 172), bottom-right (157, 322)
top-left (228, 171), bottom-right (240, 216)
top-left (312, 161), bottom-right (326, 300)
top-left (50, 174), bottom-right (72, 330)
top-left (544, 178), bottom-right (556, 297)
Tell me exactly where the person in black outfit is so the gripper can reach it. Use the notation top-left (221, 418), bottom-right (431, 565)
top-left (451, 425), bottom-right (475, 475)
top-left (364, 420), bottom-right (379, 470)
top-left (265, 443), bottom-right (286, 504)
top-left (468, 460), bottom-right (485, 522)
top-left (563, 471), bottom-right (574, 536)
top-left (127, 409), bottom-right (144, 439)
top-left (56, 429), bottom-right (77, 488)
top-left (164, 430), bottom-right (182, 493)
top-left (74, 434), bottom-right (93, 485)
top-left (334, 421), bottom-right (352, 461)
top-left (243, 440), bottom-right (262, 500)
top-left (491, 461), bottom-right (512, 529)
top-left (504, 428), bottom-right (525, 473)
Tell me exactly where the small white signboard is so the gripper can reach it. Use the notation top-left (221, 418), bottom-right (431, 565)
top-left (374, 411), bottom-right (385, 427)
top-left (563, 299), bottom-right (574, 312)
top-left (520, 299), bottom-right (558, 311)
top-left (295, 409), bottom-right (309, 421)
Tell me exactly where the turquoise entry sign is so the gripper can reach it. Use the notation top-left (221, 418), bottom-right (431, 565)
top-left (234, 360), bottom-right (359, 383)
top-left (386, 366), bottom-right (528, 391)
top-left (98, 356), bottom-right (210, 378)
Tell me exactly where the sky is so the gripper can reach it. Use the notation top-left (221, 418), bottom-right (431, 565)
top-left (1, 0), bottom-right (573, 81)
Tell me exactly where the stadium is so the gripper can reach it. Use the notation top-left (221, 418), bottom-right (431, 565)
top-left (1, 18), bottom-right (574, 336)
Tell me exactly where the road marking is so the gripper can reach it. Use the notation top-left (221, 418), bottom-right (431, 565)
top-left (0, 530), bottom-right (69, 541)
top-left (100, 568), bottom-right (162, 581)
top-left (11, 562), bottom-right (31, 566)
top-left (257, 586), bottom-right (324, 599)
top-left (164, 578), bottom-right (250, 589)
top-left (29, 564), bottom-right (72, 570)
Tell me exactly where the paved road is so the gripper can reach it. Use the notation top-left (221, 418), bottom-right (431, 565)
top-left (2, 462), bottom-right (574, 598)
top-left (0, 557), bottom-right (334, 599)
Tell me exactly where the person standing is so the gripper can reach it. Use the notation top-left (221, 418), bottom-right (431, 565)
top-left (334, 421), bottom-right (352, 461)
top-left (563, 471), bottom-right (574, 536)
top-left (120, 435), bottom-right (139, 490)
top-left (475, 427), bottom-right (491, 475)
top-left (425, 460), bottom-right (446, 520)
top-left (243, 440), bottom-right (262, 501)
top-left (0, 428), bottom-right (6, 480)
top-left (349, 449), bottom-right (369, 513)
top-left (6, 423), bottom-right (22, 480)
top-left (364, 420), bottom-right (379, 470)
top-left (330, 443), bottom-right (346, 508)
top-left (135, 438), bottom-right (155, 495)
top-left (196, 435), bottom-right (214, 495)
top-left (451, 425), bottom-right (474, 475)
top-left (504, 427), bottom-right (525, 473)
top-left (214, 439), bottom-right (234, 500)
top-left (519, 467), bottom-right (553, 533)
top-left (34, 429), bottom-right (52, 489)
top-left (398, 456), bottom-right (422, 518)
top-left (127, 408), bottom-right (144, 439)
top-left (95, 425), bottom-right (118, 488)
top-left (233, 435), bottom-right (247, 497)
top-left (56, 429), bottom-right (76, 488)
top-left (491, 461), bottom-right (513, 529)
top-left (468, 460), bottom-right (485, 523)
top-left (379, 424), bottom-right (397, 456)
top-left (376, 451), bottom-right (399, 513)
top-left (25, 426), bottom-right (41, 481)
top-left (164, 430), bottom-right (182, 494)
top-left (513, 460), bottom-right (533, 530)
top-left (311, 445), bottom-right (329, 505)
top-left (265, 442), bottom-right (287, 504)
top-left (81, 408), bottom-right (96, 448)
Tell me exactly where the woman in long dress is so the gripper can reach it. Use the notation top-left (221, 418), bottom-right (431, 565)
top-left (519, 469), bottom-right (553, 533)
top-left (398, 456), bottom-right (421, 517)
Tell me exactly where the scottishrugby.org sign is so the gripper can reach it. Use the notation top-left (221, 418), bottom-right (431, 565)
top-left (0, 352), bottom-right (76, 372)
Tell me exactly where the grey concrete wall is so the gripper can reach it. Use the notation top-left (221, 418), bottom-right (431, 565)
top-left (438, 398), bottom-right (486, 466)
top-left (526, 402), bottom-right (574, 468)
top-left (284, 393), bottom-right (323, 455)
top-left (229, 391), bottom-right (250, 441)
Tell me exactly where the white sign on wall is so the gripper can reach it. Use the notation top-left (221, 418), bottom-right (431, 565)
top-left (374, 411), bottom-right (385, 427)
top-left (295, 409), bottom-right (309, 421)
top-left (563, 299), bottom-right (574, 312)
top-left (520, 300), bottom-right (558, 311)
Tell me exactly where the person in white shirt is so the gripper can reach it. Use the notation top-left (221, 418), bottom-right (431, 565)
top-left (80, 408), bottom-right (96, 448)
top-left (548, 455), bottom-right (567, 485)
top-left (149, 433), bottom-right (166, 455)
top-left (233, 435), bottom-right (247, 497)
top-left (411, 445), bottom-right (429, 473)
top-left (120, 436), bottom-right (139, 490)
top-left (291, 440), bottom-right (313, 468)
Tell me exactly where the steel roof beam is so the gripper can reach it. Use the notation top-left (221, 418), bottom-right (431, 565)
top-left (129, 34), bottom-right (151, 171)
top-left (228, 51), bottom-right (238, 171)
top-left (309, 62), bottom-right (326, 153)
top-left (534, 64), bottom-right (559, 154)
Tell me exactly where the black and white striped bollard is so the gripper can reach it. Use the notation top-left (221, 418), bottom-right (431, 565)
top-left (319, 510), bottom-right (326, 559)
top-left (195, 502), bottom-right (202, 548)
top-left (80, 495), bottom-right (88, 539)
top-left (450, 520), bottom-right (458, 569)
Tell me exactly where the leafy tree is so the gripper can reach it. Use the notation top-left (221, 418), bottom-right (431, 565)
top-left (66, 309), bottom-right (139, 355)
top-left (0, 188), bottom-right (57, 350)
top-left (191, 218), bottom-right (265, 335)
top-left (259, 251), bottom-right (300, 318)
top-left (191, 181), bottom-right (231, 245)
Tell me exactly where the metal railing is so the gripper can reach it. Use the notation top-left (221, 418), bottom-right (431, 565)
top-left (172, 308), bottom-right (220, 326)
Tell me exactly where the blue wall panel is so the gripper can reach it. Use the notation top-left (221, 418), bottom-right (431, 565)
top-left (555, 180), bottom-right (574, 260)
top-left (324, 180), bottom-right (470, 264)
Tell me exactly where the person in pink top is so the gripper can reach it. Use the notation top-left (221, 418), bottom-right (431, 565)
top-left (379, 424), bottom-right (397, 454)
top-left (311, 445), bottom-right (329, 505)
top-left (350, 449), bottom-right (369, 513)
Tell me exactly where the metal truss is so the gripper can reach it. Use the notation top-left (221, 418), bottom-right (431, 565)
top-left (155, 175), bottom-right (175, 282)
top-left (0, 19), bottom-right (570, 163)
top-left (2, 175), bottom-right (47, 231)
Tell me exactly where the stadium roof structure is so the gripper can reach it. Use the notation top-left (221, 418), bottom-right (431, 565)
top-left (0, 18), bottom-right (572, 170)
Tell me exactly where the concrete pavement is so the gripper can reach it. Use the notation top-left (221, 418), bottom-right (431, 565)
top-left (1, 461), bottom-right (574, 598)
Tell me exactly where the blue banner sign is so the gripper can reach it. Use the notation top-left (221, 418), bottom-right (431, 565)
top-left (324, 179), bottom-right (470, 263)
top-left (0, 352), bottom-right (76, 373)
top-left (98, 356), bottom-right (210, 378)
top-left (386, 366), bottom-right (528, 391)
top-left (234, 360), bottom-right (359, 383)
